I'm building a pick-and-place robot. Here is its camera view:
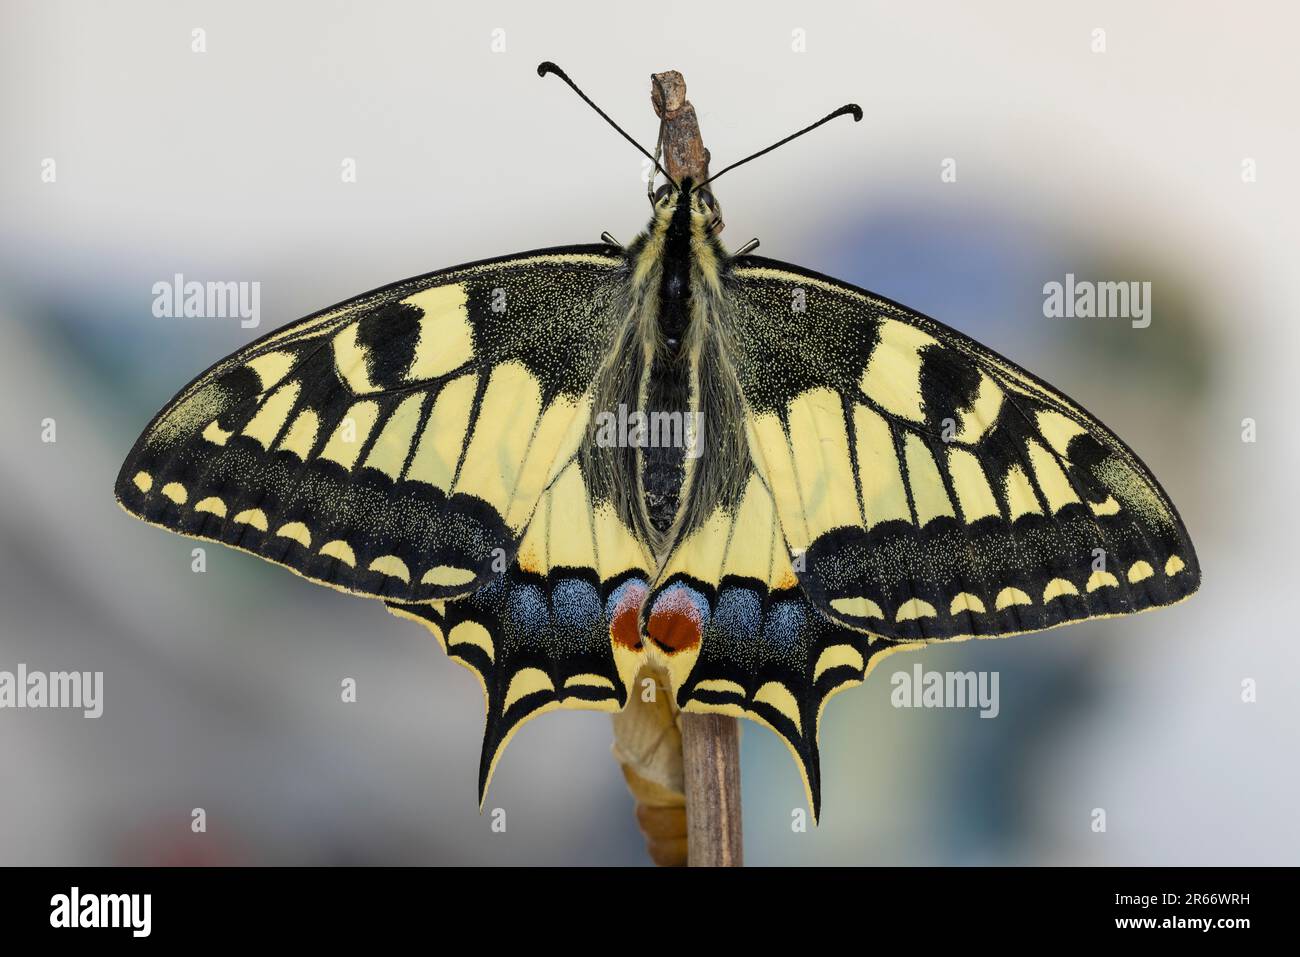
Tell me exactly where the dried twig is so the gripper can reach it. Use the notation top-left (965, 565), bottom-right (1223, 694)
top-left (650, 72), bottom-right (711, 188)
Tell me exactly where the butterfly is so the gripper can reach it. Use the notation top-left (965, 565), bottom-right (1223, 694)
top-left (115, 63), bottom-right (1199, 820)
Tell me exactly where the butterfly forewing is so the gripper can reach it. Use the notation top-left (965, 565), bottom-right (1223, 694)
top-left (723, 257), bottom-right (1201, 641)
top-left (115, 246), bottom-right (630, 604)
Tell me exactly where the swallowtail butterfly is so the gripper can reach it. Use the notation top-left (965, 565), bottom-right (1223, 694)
top-left (116, 63), bottom-right (1199, 818)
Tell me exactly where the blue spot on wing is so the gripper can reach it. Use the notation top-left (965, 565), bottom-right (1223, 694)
top-left (712, 588), bottom-right (763, 643)
top-left (651, 581), bottom-right (712, 621)
top-left (506, 582), bottom-right (549, 633)
top-left (605, 579), bottom-right (645, 619)
top-left (763, 600), bottom-right (807, 651)
top-left (553, 578), bottom-right (601, 630)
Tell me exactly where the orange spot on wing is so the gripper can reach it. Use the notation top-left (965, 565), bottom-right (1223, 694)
top-left (610, 583), bottom-right (647, 650)
top-left (647, 608), bottom-right (702, 652)
top-left (515, 546), bottom-right (542, 576)
top-left (645, 587), bottom-right (705, 653)
top-left (773, 569), bottom-right (799, 591)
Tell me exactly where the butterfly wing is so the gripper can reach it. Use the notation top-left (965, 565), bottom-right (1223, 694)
top-left (388, 455), bottom-right (655, 804)
top-left (641, 255), bottom-right (1200, 817)
top-left (725, 256), bottom-right (1201, 641)
top-left (115, 246), bottom-right (630, 604)
top-left (641, 463), bottom-right (906, 819)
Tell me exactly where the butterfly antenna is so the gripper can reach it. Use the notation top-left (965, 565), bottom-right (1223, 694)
top-left (538, 62), bottom-right (676, 187)
top-left (695, 103), bottom-right (863, 190)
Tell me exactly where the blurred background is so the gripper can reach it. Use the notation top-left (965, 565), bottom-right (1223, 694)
top-left (1, 0), bottom-right (1295, 865)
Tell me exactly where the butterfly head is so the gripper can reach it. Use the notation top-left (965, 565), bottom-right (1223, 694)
top-left (650, 178), bottom-right (724, 235)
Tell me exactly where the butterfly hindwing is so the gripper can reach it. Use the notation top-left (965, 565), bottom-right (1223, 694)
top-left (725, 257), bottom-right (1201, 642)
top-left (388, 455), bottom-right (655, 803)
top-left (116, 246), bottom-right (628, 603)
top-left (641, 466), bottom-right (905, 819)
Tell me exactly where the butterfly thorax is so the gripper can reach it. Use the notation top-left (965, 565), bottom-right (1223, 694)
top-left (657, 181), bottom-right (697, 350)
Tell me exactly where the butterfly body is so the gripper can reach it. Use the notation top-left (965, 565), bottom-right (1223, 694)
top-left (594, 181), bottom-right (742, 560)
top-left (117, 140), bottom-right (1198, 820)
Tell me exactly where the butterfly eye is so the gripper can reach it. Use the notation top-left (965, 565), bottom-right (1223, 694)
top-left (650, 183), bottom-right (674, 207)
top-left (695, 189), bottom-right (724, 234)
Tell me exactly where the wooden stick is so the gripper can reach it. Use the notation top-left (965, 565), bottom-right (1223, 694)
top-left (650, 71), bottom-right (710, 186)
top-left (680, 712), bottom-right (743, 866)
top-left (651, 70), bottom-right (744, 868)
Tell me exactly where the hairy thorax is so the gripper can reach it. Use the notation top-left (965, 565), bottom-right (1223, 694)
top-left (583, 187), bottom-right (751, 564)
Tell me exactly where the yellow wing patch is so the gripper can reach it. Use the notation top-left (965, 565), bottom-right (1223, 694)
top-left (403, 283), bottom-right (474, 382)
top-left (406, 374), bottom-right (476, 492)
top-left (368, 555), bottom-right (412, 583)
top-left (275, 522), bottom-right (312, 547)
top-left (233, 508), bottom-right (269, 531)
top-left (195, 496), bottom-right (226, 517)
top-left (859, 319), bottom-right (939, 422)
